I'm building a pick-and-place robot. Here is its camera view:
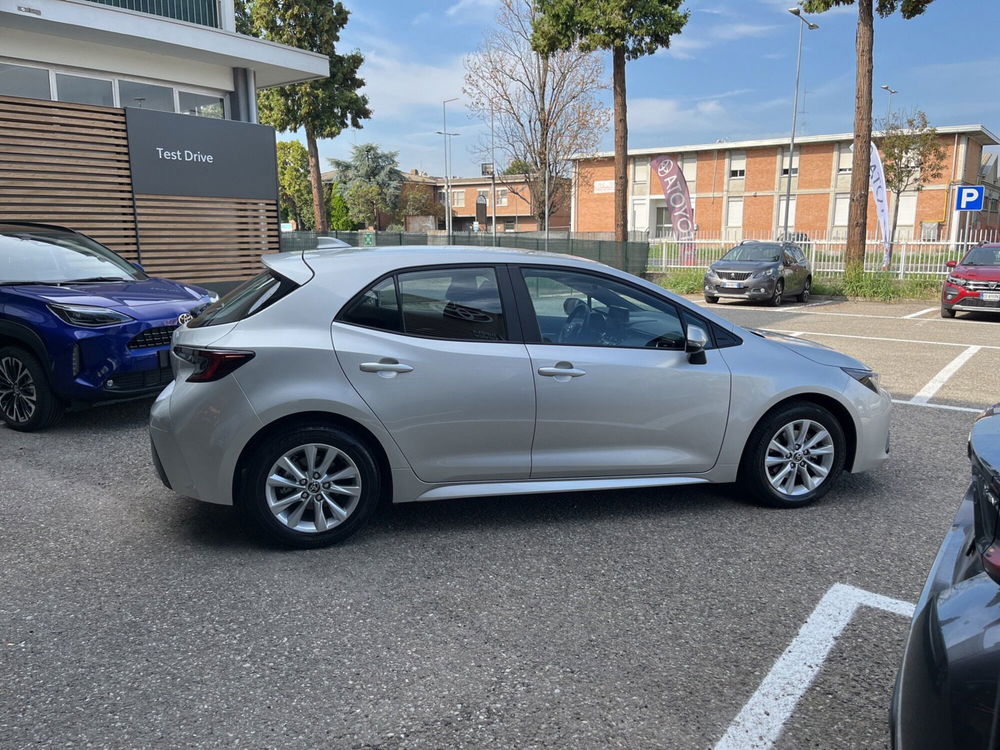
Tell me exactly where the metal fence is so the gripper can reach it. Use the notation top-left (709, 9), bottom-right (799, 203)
top-left (83, 0), bottom-right (220, 26)
top-left (647, 228), bottom-right (1000, 278)
top-left (279, 231), bottom-right (651, 277)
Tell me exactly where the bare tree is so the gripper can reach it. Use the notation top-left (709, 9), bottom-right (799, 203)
top-left (875, 109), bottom-right (946, 267)
top-left (463, 0), bottom-right (609, 228)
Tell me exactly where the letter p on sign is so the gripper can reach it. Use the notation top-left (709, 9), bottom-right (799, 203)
top-left (956, 185), bottom-right (985, 211)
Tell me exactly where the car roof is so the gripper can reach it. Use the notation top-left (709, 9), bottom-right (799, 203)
top-left (0, 221), bottom-right (76, 234)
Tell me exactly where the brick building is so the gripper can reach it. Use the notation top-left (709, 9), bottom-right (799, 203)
top-left (571, 125), bottom-right (999, 244)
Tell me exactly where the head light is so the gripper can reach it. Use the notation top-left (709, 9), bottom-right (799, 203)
top-left (947, 275), bottom-right (968, 287)
top-left (48, 303), bottom-right (134, 327)
top-left (842, 367), bottom-right (880, 393)
top-left (754, 267), bottom-right (776, 278)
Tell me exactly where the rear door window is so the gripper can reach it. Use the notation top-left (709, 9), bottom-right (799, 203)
top-left (397, 268), bottom-right (507, 341)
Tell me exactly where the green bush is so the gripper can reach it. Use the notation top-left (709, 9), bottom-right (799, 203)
top-left (652, 267), bottom-right (707, 295)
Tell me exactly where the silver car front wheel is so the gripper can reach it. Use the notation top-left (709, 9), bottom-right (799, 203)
top-left (765, 419), bottom-right (835, 497)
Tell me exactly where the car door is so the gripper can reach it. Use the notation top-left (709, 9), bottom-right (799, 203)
top-left (332, 265), bottom-right (535, 484)
top-left (515, 265), bottom-right (732, 479)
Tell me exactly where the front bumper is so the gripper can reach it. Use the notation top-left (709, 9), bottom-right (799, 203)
top-left (704, 276), bottom-right (777, 300)
top-left (891, 490), bottom-right (984, 750)
top-left (941, 283), bottom-right (1000, 314)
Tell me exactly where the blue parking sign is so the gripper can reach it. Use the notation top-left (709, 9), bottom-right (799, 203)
top-left (955, 185), bottom-right (985, 211)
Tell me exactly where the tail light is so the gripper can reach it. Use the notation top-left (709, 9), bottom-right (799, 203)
top-left (173, 346), bottom-right (254, 383)
top-left (983, 546), bottom-right (1000, 585)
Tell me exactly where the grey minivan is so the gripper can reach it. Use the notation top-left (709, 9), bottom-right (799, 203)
top-left (150, 245), bottom-right (888, 548)
top-left (704, 240), bottom-right (812, 306)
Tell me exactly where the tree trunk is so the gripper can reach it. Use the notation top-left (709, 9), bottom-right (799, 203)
top-left (306, 129), bottom-right (328, 234)
top-left (612, 45), bottom-right (628, 245)
top-left (846, 0), bottom-right (874, 270)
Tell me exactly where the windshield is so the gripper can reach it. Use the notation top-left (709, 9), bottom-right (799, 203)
top-left (719, 244), bottom-right (782, 263)
top-left (960, 246), bottom-right (1000, 267)
top-left (0, 226), bottom-right (142, 284)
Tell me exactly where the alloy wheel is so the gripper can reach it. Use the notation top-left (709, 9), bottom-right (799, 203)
top-left (0, 355), bottom-right (37, 424)
top-left (264, 443), bottom-right (363, 533)
top-left (764, 419), bottom-right (835, 497)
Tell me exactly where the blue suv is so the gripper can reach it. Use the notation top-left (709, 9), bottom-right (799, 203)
top-left (0, 222), bottom-right (216, 431)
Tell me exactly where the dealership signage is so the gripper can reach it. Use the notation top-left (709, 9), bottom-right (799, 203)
top-left (125, 107), bottom-right (278, 201)
top-left (651, 154), bottom-right (696, 264)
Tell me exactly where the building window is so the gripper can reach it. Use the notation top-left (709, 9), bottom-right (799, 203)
top-left (0, 63), bottom-right (51, 100)
top-left (726, 197), bottom-right (744, 227)
top-left (777, 195), bottom-right (797, 232)
top-left (477, 188), bottom-right (489, 204)
top-left (833, 194), bottom-right (850, 226)
top-left (451, 190), bottom-right (465, 208)
top-left (504, 219), bottom-right (515, 231)
top-left (654, 206), bottom-right (672, 238)
top-left (837, 146), bottom-right (853, 174)
top-left (781, 148), bottom-right (799, 177)
top-left (681, 154), bottom-right (697, 185)
top-left (729, 151), bottom-right (746, 179)
top-left (633, 159), bottom-right (649, 184)
top-left (497, 188), bottom-right (508, 207)
top-left (119, 80), bottom-right (174, 112)
top-left (55, 73), bottom-right (114, 107)
top-left (179, 91), bottom-right (224, 118)
top-left (897, 193), bottom-right (918, 227)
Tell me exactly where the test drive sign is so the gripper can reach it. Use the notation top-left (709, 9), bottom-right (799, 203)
top-left (651, 154), bottom-right (696, 264)
top-left (125, 107), bottom-right (278, 200)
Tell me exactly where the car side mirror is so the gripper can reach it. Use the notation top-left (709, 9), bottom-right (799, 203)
top-left (131, 261), bottom-right (145, 272)
top-left (686, 324), bottom-right (708, 365)
top-left (946, 260), bottom-right (957, 269)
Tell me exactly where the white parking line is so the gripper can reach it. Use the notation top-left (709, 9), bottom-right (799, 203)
top-left (714, 584), bottom-right (914, 750)
top-left (691, 301), bottom-right (1000, 326)
top-left (767, 328), bottom-right (1000, 350)
top-left (911, 345), bottom-right (982, 404)
top-left (902, 307), bottom-right (938, 319)
top-left (892, 399), bottom-right (983, 414)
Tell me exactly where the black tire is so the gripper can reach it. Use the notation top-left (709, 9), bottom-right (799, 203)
top-left (0, 346), bottom-right (64, 432)
top-left (241, 424), bottom-right (382, 548)
top-left (704, 295), bottom-right (719, 304)
top-left (739, 402), bottom-right (847, 508)
top-left (796, 277), bottom-right (812, 303)
top-left (941, 306), bottom-right (956, 319)
top-left (769, 279), bottom-right (785, 307)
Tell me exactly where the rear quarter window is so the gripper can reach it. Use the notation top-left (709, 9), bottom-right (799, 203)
top-left (188, 271), bottom-right (297, 328)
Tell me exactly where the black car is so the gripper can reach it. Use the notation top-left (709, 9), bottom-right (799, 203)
top-left (703, 240), bottom-right (812, 306)
top-left (892, 404), bottom-right (1000, 749)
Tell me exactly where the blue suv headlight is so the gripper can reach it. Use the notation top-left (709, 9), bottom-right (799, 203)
top-left (48, 303), bottom-right (135, 328)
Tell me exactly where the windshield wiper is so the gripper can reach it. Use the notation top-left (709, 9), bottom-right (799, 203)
top-left (68, 276), bottom-right (133, 283)
top-left (0, 280), bottom-right (69, 286)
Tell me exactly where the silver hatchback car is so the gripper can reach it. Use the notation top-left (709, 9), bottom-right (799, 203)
top-left (150, 246), bottom-right (891, 547)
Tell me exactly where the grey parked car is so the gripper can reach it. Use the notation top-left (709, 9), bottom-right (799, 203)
top-left (704, 240), bottom-right (812, 306)
top-left (150, 246), bottom-right (889, 547)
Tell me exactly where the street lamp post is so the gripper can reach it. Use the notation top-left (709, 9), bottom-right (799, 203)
top-left (439, 97), bottom-right (458, 236)
top-left (782, 7), bottom-right (819, 241)
top-left (880, 84), bottom-right (898, 122)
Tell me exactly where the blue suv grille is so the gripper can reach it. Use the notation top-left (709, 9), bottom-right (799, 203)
top-left (127, 325), bottom-right (177, 350)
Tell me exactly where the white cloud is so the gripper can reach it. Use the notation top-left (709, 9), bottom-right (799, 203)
top-left (627, 97), bottom-right (730, 135)
top-left (355, 51), bottom-right (466, 119)
top-left (445, 0), bottom-right (499, 21)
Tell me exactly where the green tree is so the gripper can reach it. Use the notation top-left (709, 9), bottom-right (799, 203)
top-left (532, 0), bottom-right (688, 243)
top-left (503, 158), bottom-right (534, 176)
top-left (875, 109), bottom-right (946, 267)
top-left (399, 189), bottom-right (444, 222)
top-left (276, 140), bottom-right (313, 229)
top-left (327, 183), bottom-right (355, 231)
top-left (251, 0), bottom-right (371, 233)
top-left (328, 143), bottom-right (403, 230)
top-left (802, 0), bottom-right (936, 269)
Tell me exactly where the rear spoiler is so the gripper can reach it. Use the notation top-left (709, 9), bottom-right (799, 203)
top-left (262, 251), bottom-right (314, 286)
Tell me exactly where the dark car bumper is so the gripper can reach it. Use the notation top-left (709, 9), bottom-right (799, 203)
top-left (704, 276), bottom-right (778, 300)
top-left (891, 488), bottom-right (999, 749)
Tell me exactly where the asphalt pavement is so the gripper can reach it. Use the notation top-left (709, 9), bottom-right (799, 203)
top-left (1, 296), bottom-right (996, 748)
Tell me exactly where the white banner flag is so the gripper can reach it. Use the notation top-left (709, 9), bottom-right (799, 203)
top-left (868, 143), bottom-right (892, 267)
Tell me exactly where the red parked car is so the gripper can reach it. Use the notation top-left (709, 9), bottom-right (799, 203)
top-left (941, 243), bottom-right (1000, 318)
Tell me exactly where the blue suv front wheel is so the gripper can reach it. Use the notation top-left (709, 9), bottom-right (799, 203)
top-left (0, 346), bottom-right (64, 431)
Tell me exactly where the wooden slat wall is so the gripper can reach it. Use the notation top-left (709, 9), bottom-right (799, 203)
top-left (0, 95), bottom-right (139, 259)
top-left (0, 95), bottom-right (279, 285)
top-left (135, 195), bottom-right (279, 284)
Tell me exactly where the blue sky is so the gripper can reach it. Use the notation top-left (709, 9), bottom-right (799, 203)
top-left (308, 0), bottom-right (1000, 177)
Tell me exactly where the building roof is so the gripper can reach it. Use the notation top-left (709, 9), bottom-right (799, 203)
top-left (572, 124), bottom-right (1000, 160)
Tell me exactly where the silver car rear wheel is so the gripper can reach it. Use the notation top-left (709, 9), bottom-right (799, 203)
top-left (265, 443), bottom-right (362, 533)
top-left (764, 419), bottom-right (835, 497)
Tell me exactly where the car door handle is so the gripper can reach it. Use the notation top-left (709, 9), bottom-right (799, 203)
top-left (360, 361), bottom-right (414, 374)
top-left (537, 366), bottom-right (586, 378)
